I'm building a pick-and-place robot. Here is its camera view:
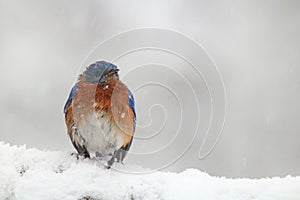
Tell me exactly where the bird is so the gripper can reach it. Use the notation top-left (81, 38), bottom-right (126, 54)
top-left (64, 61), bottom-right (136, 167)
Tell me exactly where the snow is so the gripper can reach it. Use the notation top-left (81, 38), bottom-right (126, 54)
top-left (121, 112), bottom-right (126, 118)
top-left (0, 142), bottom-right (299, 200)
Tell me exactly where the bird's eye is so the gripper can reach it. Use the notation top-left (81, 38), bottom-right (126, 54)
top-left (95, 71), bottom-right (101, 77)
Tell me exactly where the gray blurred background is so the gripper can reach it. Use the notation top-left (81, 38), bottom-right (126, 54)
top-left (0, 0), bottom-right (300, 178)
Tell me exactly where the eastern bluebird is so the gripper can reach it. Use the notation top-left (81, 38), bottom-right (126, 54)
top-left (64, 61), bottom-right (136, 167)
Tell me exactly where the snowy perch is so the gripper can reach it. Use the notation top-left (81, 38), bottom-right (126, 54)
top-left (0, 142), bottom-right (299, 200)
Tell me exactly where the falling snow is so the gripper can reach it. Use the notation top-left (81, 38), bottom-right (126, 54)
top-left (121, 112), bottom-right (125, 118)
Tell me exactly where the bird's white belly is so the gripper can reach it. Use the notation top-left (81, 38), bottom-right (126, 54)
top-left (74, 111), bottom-right (124, 159)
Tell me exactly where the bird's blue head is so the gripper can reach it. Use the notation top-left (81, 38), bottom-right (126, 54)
top-left (82, 61), bottom-right (119, 83)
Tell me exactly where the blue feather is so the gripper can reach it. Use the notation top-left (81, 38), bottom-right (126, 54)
top-left (64, 84), bottom-right (77, 114)
top-left (128, 89), bottom-right (136, 119)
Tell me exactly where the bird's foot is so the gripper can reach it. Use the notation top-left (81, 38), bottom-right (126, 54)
top-left (94, 159), bottom-right (112, 169)
top-left (70, 152), bottom-right (79, 160)
top-left (70, 152), bottom-right (90, 160)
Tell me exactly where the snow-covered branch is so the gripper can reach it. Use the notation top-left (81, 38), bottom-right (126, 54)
top-left (0, 142), bottom-right (299, 200)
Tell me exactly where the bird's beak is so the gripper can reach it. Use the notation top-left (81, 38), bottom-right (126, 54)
top-left (111, 68), bottom-right (119, 74)
top-left (99, 68), bottom-right (119, 82)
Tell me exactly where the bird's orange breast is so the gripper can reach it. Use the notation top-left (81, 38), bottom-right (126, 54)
top-left (67, 78), bottom-right (135, 147)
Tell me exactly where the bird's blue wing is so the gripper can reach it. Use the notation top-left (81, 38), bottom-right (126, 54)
top-left (128, 88), bottom-right (136, 132)
top-left (115, 89), bottom-right (136, 163)
top-left (128, 89), bottom-right (136, 119)
top-left (64, 84), bottom-right (77, 114)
